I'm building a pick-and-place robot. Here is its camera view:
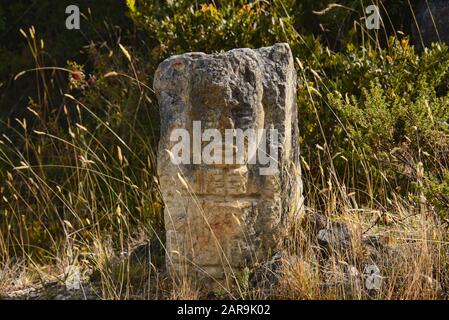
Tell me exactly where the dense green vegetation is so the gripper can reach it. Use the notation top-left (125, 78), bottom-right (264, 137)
top-left (0, 0), bottom-right (448, 299)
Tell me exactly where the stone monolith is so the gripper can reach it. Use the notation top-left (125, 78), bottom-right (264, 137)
top-left (154, 43), bottom-right (303, 289)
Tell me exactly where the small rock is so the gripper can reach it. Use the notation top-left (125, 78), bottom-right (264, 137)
top-left (128, 237), bottom-right (165, 270)
top-left (55, 294), bottom-right (67, 300)
top-left (249, 252), bottom-right (284, 293)
top-left (317, 222), bottom-right (352, 255)
top-left (302, 212), bottom-right (328, 235)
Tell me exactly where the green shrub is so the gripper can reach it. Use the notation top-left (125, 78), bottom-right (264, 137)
top-left (323, 39), bottom-right (449, 217)
top-left (127, 0), bottom-right (302, 57)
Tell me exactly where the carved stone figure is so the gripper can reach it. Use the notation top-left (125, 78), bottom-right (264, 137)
top-left (154, 43), bottom-right (303, 289)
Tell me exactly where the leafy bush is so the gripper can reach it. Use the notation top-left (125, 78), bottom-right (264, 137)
top-left (325, 40), bottom-right (449, 217)
top-left (127, 0), bottom-right (302, 57)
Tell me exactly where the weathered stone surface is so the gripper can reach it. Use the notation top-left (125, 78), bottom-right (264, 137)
top-left (317, 222), bottom-right (353, 255)
top-left (154, 43), bottom-right (303, 289)
top-left (412, 0), bottom-right (449, 50)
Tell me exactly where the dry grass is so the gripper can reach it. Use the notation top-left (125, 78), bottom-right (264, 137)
top-left (3, 103), bottom-right (447, 300)
top-left (276, 201), bottom-right (447, 300)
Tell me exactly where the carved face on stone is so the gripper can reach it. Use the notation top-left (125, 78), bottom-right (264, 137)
top-left (190, 56), bottom-right (264, 166)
